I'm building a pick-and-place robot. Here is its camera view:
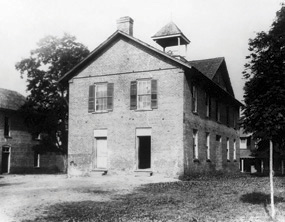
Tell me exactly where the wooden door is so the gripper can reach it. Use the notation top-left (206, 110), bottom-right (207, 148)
top-left (96, 138), bottom-right (107, 169)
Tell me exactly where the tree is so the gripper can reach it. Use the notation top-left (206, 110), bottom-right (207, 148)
top-left (16, 33), bottom-right (90, 155)
top-left (242, 4), bottom-right (285, 219)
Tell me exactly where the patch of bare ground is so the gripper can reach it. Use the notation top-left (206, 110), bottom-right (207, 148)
top-left (1, 174), bottom-right (285, 222)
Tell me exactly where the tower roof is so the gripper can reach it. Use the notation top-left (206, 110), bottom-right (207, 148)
top-left (152, 21), bottom-right (190, 48)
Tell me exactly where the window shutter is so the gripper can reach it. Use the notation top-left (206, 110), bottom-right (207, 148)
top-left (88, 85), bottom-right (95, 113)
top-left (130, 81), bottom-right (137, 110)
top-left (107, 83), bottom-right (114, 111)
top-left (151, 79), bottom-right (158, 109)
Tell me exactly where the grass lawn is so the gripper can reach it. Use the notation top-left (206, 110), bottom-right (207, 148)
top-left (26, 174), bottom-right (285, 222)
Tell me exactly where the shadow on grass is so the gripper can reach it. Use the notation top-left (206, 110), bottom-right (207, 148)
top-left (240, 192), bottom-right (284, 205)
top-left (80, 189), bottom-right (111, 195)
top-left (0, 182), bottom-right (23, 187)
top-left (24, 185), bottom-right (183, 222)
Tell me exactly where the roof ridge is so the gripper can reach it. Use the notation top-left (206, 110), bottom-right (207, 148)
top-left (189, 57), bottom-right (224, 62)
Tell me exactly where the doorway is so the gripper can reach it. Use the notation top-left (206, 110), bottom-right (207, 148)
top-left (138, 136), bottom-right (151, 169)
top-left (2, 146), bottom-right (10, 173)
top-left (96, 138), bottom-right (107, 169)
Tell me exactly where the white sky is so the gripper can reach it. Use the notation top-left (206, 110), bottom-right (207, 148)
top-left (0, 0), bottom-right (283, 102)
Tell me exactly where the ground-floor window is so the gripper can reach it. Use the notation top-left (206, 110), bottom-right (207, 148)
top-left (227, 138), bottom-right (230, 161)
top-left (193, 129), bottom-right (198, 160)
top-left (34, 152), bottom-right (40, 168)
top-left (206, 132), bottom-right (210, 160)
top-left (233, 140), bottom-right (236, 161)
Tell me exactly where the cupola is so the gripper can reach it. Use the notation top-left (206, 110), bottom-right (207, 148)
top-left (152, 21), bottom-right (190, 58)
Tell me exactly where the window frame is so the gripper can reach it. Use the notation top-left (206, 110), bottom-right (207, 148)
top-left (193, 129), bottom-right (198, 160)
top-left (206, 132), bottom-right (210, 160)
top-left (233, 139), bottom-right (237, 161)
top-left (34, 152), bottom-right (40, 168)
top-left (130, 79), bottom-right (158, 111)
top-left (215, 100), bottom-right (220, 122)
top-left (227, 138), bottom-right (230, 161)
top-left (4, 116), bottom-right (11, 138)
top-left (137, 79), bottom-right (152, 110)
top-left (192, 85), bottom-right (198, 113)
top-left (88, 82), bottom-right (114, 113)
top-left (206, 93), bottom-right (211, 118)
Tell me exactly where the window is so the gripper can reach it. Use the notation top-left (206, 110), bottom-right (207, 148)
top-left (233, 139), bottom-right (236, 161)
top-left (227, 138), bottom-right (230, 161)
top-left (192, 85), bottom-right (198, 113)
top-left (88, 83), bottom-right (114, 113)
top-left (240, 137), bottom-right (247, 149)
top-left (137, 80), bottom-right (151, 109)
top-left (206, 93), bottom-right (211, 117)
top-left (215, 100), bottom-right (220, 122)
top-left (130, 79), bottom-right (158, 110)
top-left (34, 152), bottom-right (40, 168)
top-left (4, 116), bottom-right (10, 137)
top-left (193, 129), bottom-right (198, 160)
top-left (206, 133), bottom-right (210, 160)
top-left (226, 106), bottom-right (230, 126)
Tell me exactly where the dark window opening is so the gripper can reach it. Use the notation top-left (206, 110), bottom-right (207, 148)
top-left (4, 116), bottom-right (10, 137)
top-left (138, 136), bottom-right (151, 169)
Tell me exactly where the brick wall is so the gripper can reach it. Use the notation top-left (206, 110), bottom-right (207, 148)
top-left (183, 70), bottom-right (240, 175)
top-left (67, 35), bottom-right (241, 177)
top-left (68, 37), bottom-right (185, 177)
top-left (0, 110), bottom-right (65, 174)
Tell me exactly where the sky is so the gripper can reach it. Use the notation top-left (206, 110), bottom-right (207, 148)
top-left (0, 0), bottom-right (283, 102)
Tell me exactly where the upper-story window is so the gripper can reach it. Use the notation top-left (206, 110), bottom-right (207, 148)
top-left (130, 79), bottom-right (158, 110)
top-left (88, 83), bottom-right (114, 113)
top-left (206, 93), bottom-right (211, 117)
top-left (226, 106), bottom-right (230, 126)
top-left (215, 100), bottom-right (220, 122)
top-left (192, 85), bottom-right (198, 113)
top-left (4, 116), bottom-right (10, 138)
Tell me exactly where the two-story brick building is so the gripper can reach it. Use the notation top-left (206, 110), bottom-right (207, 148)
top-left (0, 88), bottom-right (65, 174)
top-left (59, 17), bottom-right (242, 178)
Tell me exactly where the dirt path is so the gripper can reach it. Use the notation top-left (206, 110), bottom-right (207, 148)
top-left (0, 174), bottom-right (177, 222)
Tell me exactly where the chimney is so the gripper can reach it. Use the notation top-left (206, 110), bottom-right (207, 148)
top-left (116, 16), bottom-right (134, 36)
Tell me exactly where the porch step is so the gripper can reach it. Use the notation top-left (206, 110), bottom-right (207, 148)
top-left (90, 169), bottom-right (108, 176)
top-left (134, 170), bottom-right (153, 177)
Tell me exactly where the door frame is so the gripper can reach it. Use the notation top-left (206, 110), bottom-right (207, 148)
top-left (135, 128), bottom-right (152, 170)
top-left (94, 137), bottom-right (108, 169)
top-left (2, 145), bottom-right (11, 174)
top-left (93, 129), bottom-right (108, 170)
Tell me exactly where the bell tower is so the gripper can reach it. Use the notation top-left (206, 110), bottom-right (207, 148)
top-left (152, 21), bottom-right (190, 59)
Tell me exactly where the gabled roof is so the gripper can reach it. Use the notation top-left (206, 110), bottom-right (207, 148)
top-left (58, 30), bottom-right (242, 106)
top-left (0, 88), bottom-right (25, 111)
top-left (58, 30), bottom-right (193, 84)
top-left (188, 57), bottom-right (224, 79)
top-left (188, 57), bottom-right (235, 97)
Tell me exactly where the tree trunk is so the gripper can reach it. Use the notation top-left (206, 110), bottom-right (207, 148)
top-left (270, 140), bottom-right (275, 219)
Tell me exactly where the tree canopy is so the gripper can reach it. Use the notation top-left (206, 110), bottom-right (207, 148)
top-left (242, 4), bottom-right (285, 151)
top-left (16, 33), bottom-right (90, 154)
